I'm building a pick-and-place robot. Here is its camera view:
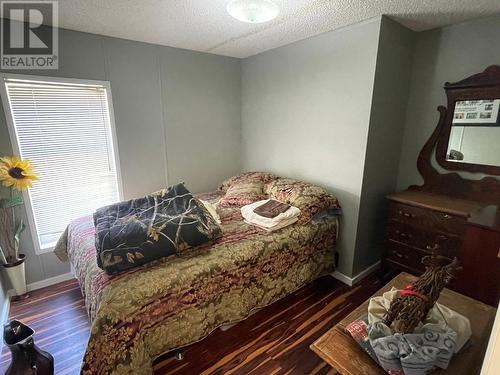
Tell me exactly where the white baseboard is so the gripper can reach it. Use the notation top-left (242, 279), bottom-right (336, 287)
top-left (7, 272), bottom-right (75, 296)
top-left (26, 272), bottom-right (74, 292)
top-left (331, 261), bottom-right (381, 286)
top-left (330, 270), bottom-right (353, 286)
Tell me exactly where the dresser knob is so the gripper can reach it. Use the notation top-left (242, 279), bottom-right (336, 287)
top-left (392, 250), bottom-right (408, 259)
top-left (398, 210), bottom-right (414, 218)
top-left (394, 230), bottom-right (413, 239)
top-left (443, 214), bottom-right (452, 219)
top-left (426, 244), bottom-right (440, 251)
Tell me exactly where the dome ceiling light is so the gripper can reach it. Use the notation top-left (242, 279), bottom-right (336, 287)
top-left (226, 0), bottom-right (280, 24)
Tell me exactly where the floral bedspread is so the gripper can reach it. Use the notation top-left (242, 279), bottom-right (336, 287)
top-left (57, 191), bottom-right (337, 374)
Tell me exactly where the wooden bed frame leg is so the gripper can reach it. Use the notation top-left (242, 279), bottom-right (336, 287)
top-left (175, 350), bottom-right (184, 361)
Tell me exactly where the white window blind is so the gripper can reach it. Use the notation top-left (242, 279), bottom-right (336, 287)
top-left (2, 77), bottom-right (121, 252)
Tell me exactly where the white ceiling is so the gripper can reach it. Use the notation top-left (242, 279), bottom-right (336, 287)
top-left (14, 0), bottom-right (500, 58)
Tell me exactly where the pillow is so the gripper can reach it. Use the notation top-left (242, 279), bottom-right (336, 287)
top-left (218, 182), bottom-right (266, 207)
top-left (218, 172), bottom-right (277, 207)
top-left (218, 171), bottom-right (277, 192)
top-left (264, 178), bottom-right (340, 224)
top-left (199, 199), bottom-right (221, 224)
top-left (94, 183), bottom-right (222, 274)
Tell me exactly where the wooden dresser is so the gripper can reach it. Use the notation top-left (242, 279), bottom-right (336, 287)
top-left (382, 66), bottom-right (500, 307)
top-left (383, 190), bottom-right (500, 307)
top-left (384, 190), bottom-right (481, 275)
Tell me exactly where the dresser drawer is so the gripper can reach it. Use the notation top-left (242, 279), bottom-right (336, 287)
top-left (389, 202), bottom-right (466, 235)
top-left (385, 240), bottom-right (427, 273)
top-left (386, 221), bottom-right (462, 258)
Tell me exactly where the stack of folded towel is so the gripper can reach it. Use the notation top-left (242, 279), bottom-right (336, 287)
top-left (241, 199), bottom-right (301, 232)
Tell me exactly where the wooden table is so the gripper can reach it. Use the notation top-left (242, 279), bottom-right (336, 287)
top-left (310, 272), bottom-right (497, 375)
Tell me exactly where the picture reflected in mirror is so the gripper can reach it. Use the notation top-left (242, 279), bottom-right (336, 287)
top-left (447, 99), bottom-right (500, 166)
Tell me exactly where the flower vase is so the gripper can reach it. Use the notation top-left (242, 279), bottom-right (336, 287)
top-left (2, 254), bottom-right (26, 296)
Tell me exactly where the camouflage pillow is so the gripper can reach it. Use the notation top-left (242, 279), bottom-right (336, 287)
top-left (218, 171), bottom-right (277, 207)
top-left (94, 183), bottom-right (222, 274)
top-left (264, 178), bottom-right (340, 224)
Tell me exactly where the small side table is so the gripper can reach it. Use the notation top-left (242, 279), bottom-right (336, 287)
top-left (310, 272), bottom-right (497, 375)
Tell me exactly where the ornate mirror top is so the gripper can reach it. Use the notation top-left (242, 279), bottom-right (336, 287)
top-left (413, 66), bottom-right (500, 205)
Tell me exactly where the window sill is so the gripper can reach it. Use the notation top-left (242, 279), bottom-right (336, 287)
top-left (34, 244), bottom-right (56, 256)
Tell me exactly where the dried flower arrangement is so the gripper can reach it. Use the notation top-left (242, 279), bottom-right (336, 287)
top-left (382, 254), bottom-right (462, 333)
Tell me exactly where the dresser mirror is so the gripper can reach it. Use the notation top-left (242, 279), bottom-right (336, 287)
top-left (436, 65), bottom-right (500, 175)
top-left (446, 99), bottom-right (500, 166)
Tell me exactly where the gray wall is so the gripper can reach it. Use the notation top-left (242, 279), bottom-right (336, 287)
top-left (353, 17), bottom-right (415, 275)
top-left (397, 14), bottom-right (500, 190)
top-left (161, 48), bottom-right (242, 191)
top-left (241, 19), bottom-right (381, 277)
top-left (0, 25), bottom-right (241, 285)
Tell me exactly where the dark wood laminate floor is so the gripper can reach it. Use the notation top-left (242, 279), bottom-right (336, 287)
top-left (0, 275), bottom-right (381, 375)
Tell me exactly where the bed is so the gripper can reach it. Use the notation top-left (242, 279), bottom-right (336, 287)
top-left (55, 178), bottom-right (338, 374)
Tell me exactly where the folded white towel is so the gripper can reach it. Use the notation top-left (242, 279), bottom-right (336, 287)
top-left (241, 199), bottom-right (301, 228)
top-left (244, 217), bottom-right (298, 232)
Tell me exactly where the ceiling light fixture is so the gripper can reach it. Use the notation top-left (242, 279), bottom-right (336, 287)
top-left (226, 0), bottom-right (280, 24)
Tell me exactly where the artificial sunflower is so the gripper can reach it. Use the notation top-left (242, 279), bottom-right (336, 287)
top-left (0, 156), bottom-right (38, 191)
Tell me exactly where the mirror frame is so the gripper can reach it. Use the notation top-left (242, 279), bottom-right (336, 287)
top-left (436, 65), bottom-right (500, 176)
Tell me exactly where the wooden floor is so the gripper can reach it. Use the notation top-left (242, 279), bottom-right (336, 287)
top-left (1, 275), bottom-right (381, 375)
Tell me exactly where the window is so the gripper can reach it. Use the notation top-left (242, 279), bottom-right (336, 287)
top-left (0, 75), bottom-right (122, 254)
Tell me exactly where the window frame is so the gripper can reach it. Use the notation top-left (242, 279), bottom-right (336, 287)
top-left (0, 73), bottom-right (123, 255)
